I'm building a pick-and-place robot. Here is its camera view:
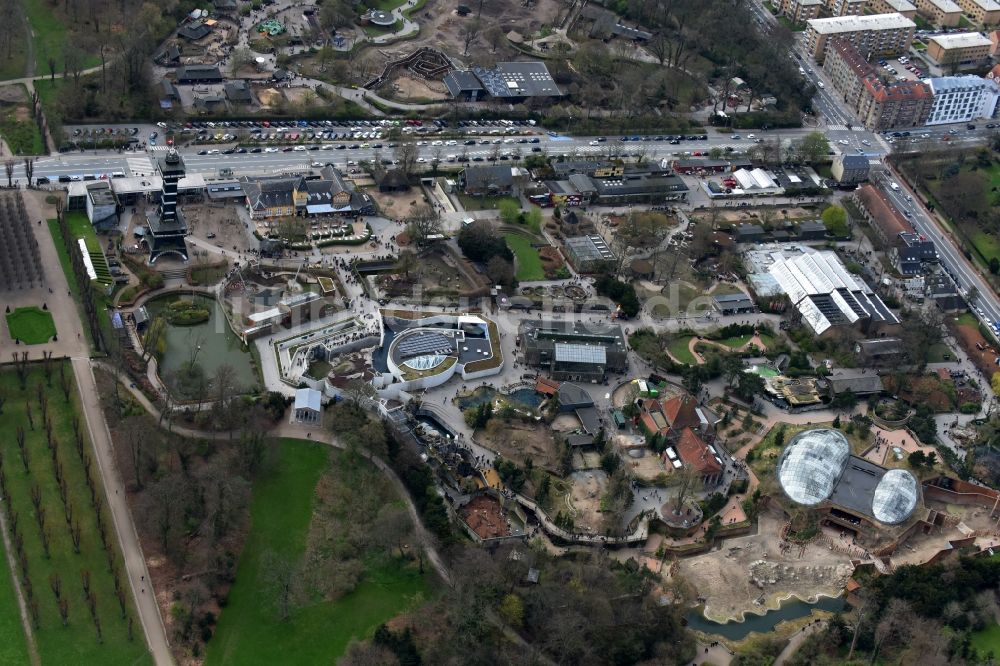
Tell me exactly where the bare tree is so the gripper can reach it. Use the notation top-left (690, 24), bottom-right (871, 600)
top-left (461, 19), bottom-right (482, 55)
top-left (395, 141), bottom-right (419, 177)
top-left (405, 204), bottom-right (442, 245)
top-left (261, 549), bottom-right (299, 621)
top-left (4, 159), bottom-right (14, 187)
top-left (22, 158), bottom-right (33, 187)
top-left (670, 465), bottom-right (700, 515)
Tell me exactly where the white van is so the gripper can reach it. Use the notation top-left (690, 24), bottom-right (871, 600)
top-left (817, 81), bottom-right (825, 89)
top-left (890, 182), bottom-right (900, 191)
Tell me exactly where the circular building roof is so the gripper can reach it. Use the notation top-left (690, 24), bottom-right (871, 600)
top-left (369, 9), bottom-right (394, 25)
top-left (871, 468), bottom-right (918, 524)
top-left (776, 429), bottom-right (850, 506)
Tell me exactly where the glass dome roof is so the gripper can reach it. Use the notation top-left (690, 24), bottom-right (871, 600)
top-left (776, 429), bottom-right (850, 506)
top-left (402, 354), bottom-right (447, 371)
top-left (871, 468), bottom-right (918, 524)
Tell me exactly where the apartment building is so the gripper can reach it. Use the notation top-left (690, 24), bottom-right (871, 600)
top-left (824, 39), bottom-right (880, 108)
top-left (825, 0), bottom-right (868, 14)
top-left (926, 32), bottom-right (994, 68)
top-left (780, 0), bottom-right (824, 21)
top-left (924, 75), bottom-right (1000, 124)
top-left (914, 0), bottom-right (963, 26)
top-left (857, 78), bottom-right (935, 130)
top-left (953, 0), bottom-right (1000, 24)
top-left (805, 14), bottom-right (916, 63)
top-left (871, 0), bottom-right (918, 18)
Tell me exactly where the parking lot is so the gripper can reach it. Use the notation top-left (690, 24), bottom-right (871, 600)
top-left (876, 55), bottom-right (927, 83)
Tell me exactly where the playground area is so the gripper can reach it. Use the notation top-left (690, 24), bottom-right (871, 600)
top-left (255, 18), bottom-right (285, 37)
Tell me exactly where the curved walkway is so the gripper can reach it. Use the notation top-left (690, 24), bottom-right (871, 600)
top-left (688, 334), bottom-right (770, 365)
top-left (367, 0), bottom-right (420, 45)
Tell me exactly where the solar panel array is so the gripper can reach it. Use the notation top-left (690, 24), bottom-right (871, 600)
top-left (397, 332), bottom-right (453, 358)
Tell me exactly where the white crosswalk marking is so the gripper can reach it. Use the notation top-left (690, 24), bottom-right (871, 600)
top-left (826, 124), bottom-right (848, 131)
top-left (125, 157), bottom-right (154, 176)
top-left (147, 146), bottom-right (170, 153)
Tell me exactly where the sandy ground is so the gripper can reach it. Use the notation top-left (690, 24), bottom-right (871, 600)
top-left (385, 74), bottom-right (449, 101)
top-left (367, 190), bottom-right (425, 222)
top-left (675, 507), bottom-right (853, 623)
top-left (182, 203), bottom-right (257, 254)
top-left (479, 420), bottom-right (562, 472)
top-left (380, 0), bottom-right (566, 63)
top-left (567, 469), bottom-right (609, 532)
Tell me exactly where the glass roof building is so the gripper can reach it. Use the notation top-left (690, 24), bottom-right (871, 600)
top-left (775, 428), bottom-right (920, 526)
top-left (872, 469), bottom-right (919, 525)
top-left (777, 429), bottom-right (851, 506)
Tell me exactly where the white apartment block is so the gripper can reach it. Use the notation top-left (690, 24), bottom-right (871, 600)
top-left (806, 13), bottom-right (917, 62)
top-left (924, 75), bottom-right (1000, 124)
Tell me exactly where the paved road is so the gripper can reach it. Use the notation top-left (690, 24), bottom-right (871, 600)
top-left (72, 358), bottom-right (172, 666)
top-left (877, 167), bottom-right (1000, 334)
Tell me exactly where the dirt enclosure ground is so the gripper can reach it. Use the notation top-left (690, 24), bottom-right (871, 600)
top-left (953, 322), bottom-right (997, 378)
top-left (674, 507), bottom-right (853, 623)
top-left (568, 470), bottom-right (609, 532)
top-left (385, 74), bottom-right (449, 102)
top-left (375, 0), bottom-right (565, 65)
top-left (479, 420), bottom-right (561, 472)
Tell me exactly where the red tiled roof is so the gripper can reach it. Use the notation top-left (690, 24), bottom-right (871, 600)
top-left (535, 376), bottom-right (561, 396)
top-left (863, 77), bottom-right (932, 104)
top-left (662, 394), bottom-right (699, 430)
top-left (640, 412), bottom-right (661, 436)
top-left (856, 184), bottom-right (913, 241)
top-left (675, 427), bottom-right (722, 475)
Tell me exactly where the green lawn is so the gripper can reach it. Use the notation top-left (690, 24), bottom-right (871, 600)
top-left (0, 97), bottom-right (44, 155)
top-left (927, 342), bottom-right (954, 363)
top-left (717, 334), bottom-right (753, 349)
top-left (668, 336), bottom-right (697, 365)
top-left (503, 234), bottom-right (545, 281)
top-left (207, 440), bottom-right (429, 665)
top-left (5, 306), bottom-right (56, 344)
top-left (0, 33), bottom-right (27, 80)
top-left (956, 312), bottom-right (979, 328)
top-left (0, 539), bottom-right (31, 665)
top-left (366, 0), bottom-right (407, 10)
top-left (0, 364), bottom-right (150, 665)
top-left (776, 15), bottom-right (806, 31)
top-left (972, 622), bottom-right (1000, 660)
top-left (23, 0), bottom-right (100, 72)
top-left (458, 193), bottom-right (521, 212)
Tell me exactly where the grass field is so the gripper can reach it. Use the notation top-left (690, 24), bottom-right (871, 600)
top-left (23, 0), bottom-right (100, 72)
top-left (207, 440), bottom-right (429, 665)
top-left (668, 336), bottom-right (697, 365)
top-left (0, 98), bottom-right (44, 156)
top-left (5, 307), bottom-right (56, 344)
top-left (0, 364), bottom-right (149, 665)
top-left (458, 193), bottom-right (520, 211)
top-left (0, 537), bottom-right (30, 665)
top-left (503, 234), bottom-right (545, 281)
top-left (972, 622), bottom-right (1000, 660)
top-left (971, 231), bottom-right (1000, 265)
top-left (927, 342), bottom-right (954, 363)
top-left (716, 334), bottom-right (753, 349)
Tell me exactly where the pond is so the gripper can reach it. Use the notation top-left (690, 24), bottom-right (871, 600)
top-left (685, 595), bottom-right (845, 641)
top-left (457, 386), bottom-right (543, 410)
top-left (146, 294), bottom-right (256, 396)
